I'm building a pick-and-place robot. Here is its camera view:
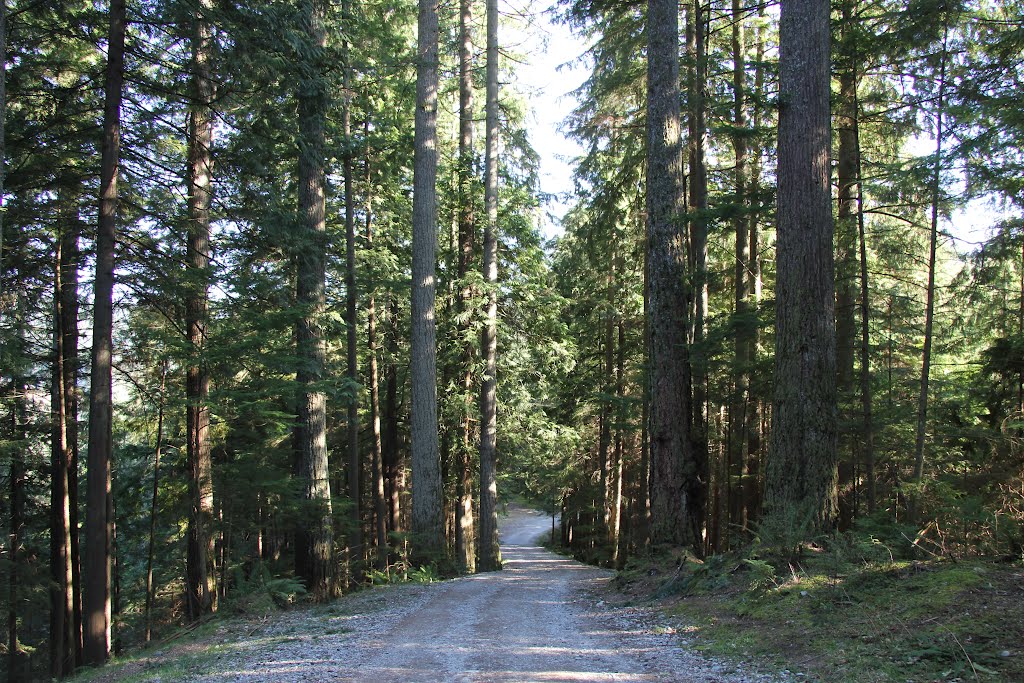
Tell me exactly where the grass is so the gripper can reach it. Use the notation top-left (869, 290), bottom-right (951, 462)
top-left (614, 540), bottom-right (1024, 682)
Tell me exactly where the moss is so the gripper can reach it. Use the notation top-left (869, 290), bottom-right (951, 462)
top-left (647, 554), bottom-right (1022, 682)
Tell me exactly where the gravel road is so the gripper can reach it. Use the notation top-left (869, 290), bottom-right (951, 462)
top-left (180, 506), bottom-right (781, 683)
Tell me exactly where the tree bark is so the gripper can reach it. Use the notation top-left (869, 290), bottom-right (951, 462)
top-left (646, 0), bottom-right (705, 551)
top-left (835, 0), bottom-right (859, 531)
top-left (384, 297), bottom-right (402, 537)
top-left (342, 0), bottom-right (362, 567)
top-left (185, 0), bottom-right (218, 621)
top-left (687, 0), bottom-right (709, 476)
top-left (727, 0), bottom-right (750, 544)
top-left (764, 0), bottom-right (838, 535)
top-left (0, 0), bottom-right (6, 292)
top-left (912, 23), bottom-right (949, 513)
top-left (610, 320), bottom-right (625, 566)
top-left (295, 0), bottom-right (336, 599)
top-left (599, 255), bottom-right (615, 540)
top-left (411, 0), bottom-right (445, 563)
top-left (855, 105), bottom-right (876, 513)
top-left (50, 198), bottom-right (78, 678)
top-left (744, 7), bottom-right (766, 528)
top-left (455, 0), bottom-right (477, 574)
top-left (144, 363), bottom-right (167, 643)
top-left (9, 355), bottom-right (26, 682)
top-left (478, 0), bottom-right (501, 571)
top-left (365, 144), bottom-right (389, 569)
top-left (84, 0), bottom-right (126, 663)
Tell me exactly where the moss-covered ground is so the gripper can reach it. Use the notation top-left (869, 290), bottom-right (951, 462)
top-left (614, 543), bottom-right (1024, 682)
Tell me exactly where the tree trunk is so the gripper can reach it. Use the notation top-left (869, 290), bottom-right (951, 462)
top-left (455, 0), bottom-right (477, 574)
top-left (687, 0), bottom-right (709, 474)
top-left (50, 203), bottom-right (77, 677)
top-left (185, 0), bottom-right (218, 621)
top-left (610, 320), bottom-right (626, 566)
top-left (84, 0), bottom-right (126, 663)
top-left (9, 360), bottom-right (26, 682)
top-left (856, 108), bottom-right (876, 513)
top-left (638, 240), bottom-right (651, 550)
top-left (744, 7), bottom-right (766, 529)
top-left (384, 297), bottom-right (402, 537)
top-left (144, 363), bottom-right (167, 643)
top-left (478, 0), bottom-right (501, 571)
top-left (0, 0), bottom-right (6, 292)
top-left (764, 0), bottom-right (838, 535)
top-left (295, 0), bottom-right (336, 599)
top-left (912, 23), bottom-right (949, 513)
top-left (646, 0), bottom-right (705, 551)
top-left (63, 213), bottom-right (84, 667)
top-left (835, 0), bottom-right (859, 531)
top-left (411, 0), bottom-right (445, 564)
top-left (342, 1), bottom-right (362, 568)
top-left (599, 256), bottom-right (615, 540)
top-left (727, 0), bottom-right (750, 544)
top-left (365, 145), bottom-right (389, 569)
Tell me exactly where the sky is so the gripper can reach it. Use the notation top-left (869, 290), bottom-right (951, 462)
top-left (504, 0), bottom-right (590, 240)
top-left (507, 3), bottom-right (1010, 253)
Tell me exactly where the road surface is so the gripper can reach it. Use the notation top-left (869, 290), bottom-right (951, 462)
top-left (179, 506), bottom-right (778, 682)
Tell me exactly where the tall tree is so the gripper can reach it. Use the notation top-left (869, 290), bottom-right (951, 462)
top-left (184, 0), bottom-right (218, 621)
top-left (835, 0), bottom-right (860, 530)
top-left (727, 0), bottom-right (752, 542)
top-left (478, 0), bottom-right (501, 571)
top-left (50, 194), bottom-right (79, 677)
top-left (83, 0), bottom-right (127, 663)
top-left (8, 338), bottom-right (27, 683)
top-left (686, 0), bottom-right (709, 477)
top-left (912, 21), bottom-right (950, 510)
top-left (0, 0), bottom-right (5, 289)
top-left (410, 0), bottom-right (445, 563)
top-left (144, 361), bottom-right (167, 643)
top-left (455, 0), bottom-right (477, 574)
top-left (294, 0), bottom-right (336, 598)
top-left (364, 148), bottom-right (388, 569)
top-left (646, 0), bottom-right (705, 550)
top-left (342, 0), bottom-right (362, 567)
top-left (913, 18), bottom-right (950, 505)
top-left (764, 0), bottom-right (838, 535)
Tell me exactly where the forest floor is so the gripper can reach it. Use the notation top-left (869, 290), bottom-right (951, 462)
top-left (612, 539), bottom-right (1024, 683)
top-left (75, 506), bottom-right (786, 682)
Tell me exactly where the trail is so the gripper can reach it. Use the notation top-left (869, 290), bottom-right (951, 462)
top-left (177, 506), bottom-right (779, 682)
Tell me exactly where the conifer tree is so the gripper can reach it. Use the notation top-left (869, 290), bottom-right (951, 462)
top-left (84, 0), bottom-right (126, 663)
top-left (764, 0), bottom-right (838, 535)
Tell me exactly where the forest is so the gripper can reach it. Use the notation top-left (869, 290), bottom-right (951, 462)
top-left (0, 0), bottom-right (1022, 679)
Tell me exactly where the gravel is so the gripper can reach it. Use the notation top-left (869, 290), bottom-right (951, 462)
top-left (171, 507), bottom-right (788, 683)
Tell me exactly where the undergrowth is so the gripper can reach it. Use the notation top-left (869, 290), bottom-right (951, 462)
top-left (614, 519), bottom-right (1024, 682)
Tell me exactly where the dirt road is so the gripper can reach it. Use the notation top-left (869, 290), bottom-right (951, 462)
top-left (180, 506), bottom-right (779, 682)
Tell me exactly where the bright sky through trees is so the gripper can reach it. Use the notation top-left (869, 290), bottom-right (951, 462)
top-left (510, 1), bottom-right (589, 240)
